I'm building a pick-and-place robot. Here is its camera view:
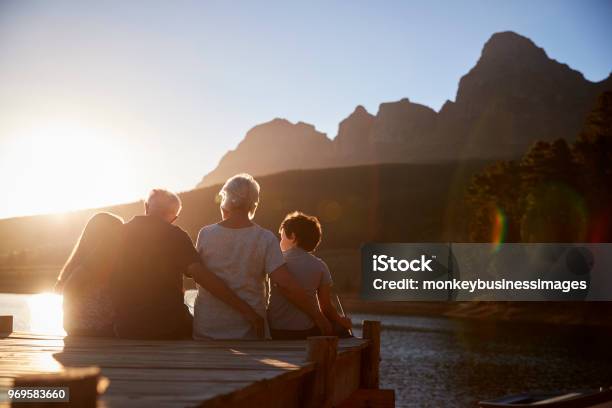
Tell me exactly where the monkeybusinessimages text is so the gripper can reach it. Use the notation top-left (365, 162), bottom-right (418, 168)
top-left (371, 254), bottom-right (587, 294)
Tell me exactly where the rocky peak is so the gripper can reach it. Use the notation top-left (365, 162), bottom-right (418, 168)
top-left (353, 105), bottom-right (369, 115)
top-left (454, 31), bottom-right (587, 108)
top-left (479, 31), bottom-right (548, 67)
top-left (371, 98), bottom-right (436, 143)
top-left (197, 118), bottom-right (332, 187)
top-left (342, 105), bottom-right (374, 124)
top-left (333, 105), bottom-right (375, 161)
top-left (240, 118), bottom-right (328, 146)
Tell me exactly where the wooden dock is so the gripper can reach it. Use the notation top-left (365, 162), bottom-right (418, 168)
top-left (0, 319), bottom-right (392, 407)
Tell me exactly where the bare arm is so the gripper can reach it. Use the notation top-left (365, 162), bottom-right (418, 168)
top-left (269, 264), bottom-right (332, 335)
top-left (188, 262), bottom-right (264, 338)
top-left (317, 284), bottom-right (352, 330)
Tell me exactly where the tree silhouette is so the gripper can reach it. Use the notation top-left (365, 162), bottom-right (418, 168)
top-left (467, 91), bottom-right (612, 242)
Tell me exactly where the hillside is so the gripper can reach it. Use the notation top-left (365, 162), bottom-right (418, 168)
top-left (198, 31), bottom-right (612, 188)
top-left (0, 160), bottom-right (489, 293)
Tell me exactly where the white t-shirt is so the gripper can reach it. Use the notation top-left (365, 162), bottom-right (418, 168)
top-left (193, 223), bottom-right (285, 339)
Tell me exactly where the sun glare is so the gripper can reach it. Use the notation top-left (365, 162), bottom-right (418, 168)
top-left (27, 293), bottom-right (66, 335)
top-left (1, 120), bottom-right (139, 218)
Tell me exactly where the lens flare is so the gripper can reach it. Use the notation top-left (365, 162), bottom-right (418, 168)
top-left (521, 182), bottom-right (589, 242)
top-left (491, 207), bottom-right (507, 252)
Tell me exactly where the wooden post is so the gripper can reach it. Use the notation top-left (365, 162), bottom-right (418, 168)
top-left (305, 336), bottom-right (338, 408)
top-left (12, 366), bottom-right (104, 408)
top-left (0, 315), bottom-right (13, 334)
top-left (360, 320), bottom-right (381, 389)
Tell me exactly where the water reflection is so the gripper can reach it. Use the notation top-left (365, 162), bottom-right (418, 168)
top-left (29, 351), bottom-right (64, 372)
top-left (26, 293), bottom-right (65, 335)
top-left (352, 313), bottom-right (612, 408)
top-left (12, 291), bottom-right (194, 336)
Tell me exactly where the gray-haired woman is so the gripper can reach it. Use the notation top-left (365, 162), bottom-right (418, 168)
top-left (192, 173), bottom-right (332, 339)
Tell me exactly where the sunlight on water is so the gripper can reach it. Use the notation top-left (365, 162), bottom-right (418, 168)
top-left (27, 293), bottom-right (66, 335)
top-left (29, 352), bottom-right (64, 372)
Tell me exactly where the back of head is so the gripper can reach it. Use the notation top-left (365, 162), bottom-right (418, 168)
top-left (280, 211), bottom-right (322, 252)
top-left (219, 173), bottom-right (260, 219)
top-left (59, 212), bottom-right (124, 281)
top-left (146, 189), bottom-right (182, 220)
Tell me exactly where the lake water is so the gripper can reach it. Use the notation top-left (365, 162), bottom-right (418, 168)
top-left (1, 292), bottom-right (611, 407)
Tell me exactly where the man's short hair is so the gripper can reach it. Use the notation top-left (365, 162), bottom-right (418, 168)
top-left (146, 189), bottom-right (182, 216)
top-left (280, 211), bottom-right (322, 252)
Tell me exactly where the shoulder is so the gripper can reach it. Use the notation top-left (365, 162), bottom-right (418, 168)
top-left (123, 216), bottom-right (141, 231)
top-left (169, 224), bottom-right (194, 242)
top-left (197, 224), bottom-right (218, 238)
top-left (253, 223), bottom-right (276, 239)
top-left (311, 254), bottom-right (332, 283)
top-left (170, 223), bottom-right (188, 235)
top-left (256, 225), bottom-right (279, 243)
top-left (311, 254), bottom-right (330, 272)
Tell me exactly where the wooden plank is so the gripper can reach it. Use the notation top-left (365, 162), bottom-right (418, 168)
top-left (0, 316), bottom-right (13, 334)
top-left (196, 367), bottom-right (308, 408)
top-left (42, 348), bottom-right (305, 357)
top-left (5, 332), bottom-right (368, 350)
top-left (99, 394), bottom-right (223, 408)
top-left (304, 336), bottom-right (337, 408)
top-left (52, 353), bottom-right (305, 368)
top-left (332, 349), bottom-right (362, 406)
top-left (360, 320), bottom-right (381, 389)
top-left (103, 379), bottom-right (250, 396)
top-left (1, 360), bottom-right (303, 371)
top-left (12, 367), bottom-right (101, 408)
top-left (5, 332), bottom-right (64, 340)
top-left (336, 389), bottom-right (396, 408)
top-left (98, 368), bottom-right (309, 382)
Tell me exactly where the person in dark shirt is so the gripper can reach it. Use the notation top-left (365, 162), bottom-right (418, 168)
top-left (111, 189), bottom-right (263, 339)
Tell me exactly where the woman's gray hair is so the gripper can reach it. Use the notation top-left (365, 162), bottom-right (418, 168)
top-left (219, 173), bottom-right (260, 219)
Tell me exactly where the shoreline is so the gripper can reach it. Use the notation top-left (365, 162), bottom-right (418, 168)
top-left (339, 294), bottom-right (612, 328)
top-left (3, 286), bottom-right (611, 329)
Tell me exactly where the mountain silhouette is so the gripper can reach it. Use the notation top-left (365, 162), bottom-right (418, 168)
top-left (201, 118), bottom-right (333, 187)
top-left (198, 31), bottom-right (612, 187)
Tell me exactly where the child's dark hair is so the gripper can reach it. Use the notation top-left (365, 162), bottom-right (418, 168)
top-left (280, 211), bottom-right (322, 252)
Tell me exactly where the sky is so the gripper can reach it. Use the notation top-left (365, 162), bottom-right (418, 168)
top-left (0, 0), bottom-right (611, 219)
